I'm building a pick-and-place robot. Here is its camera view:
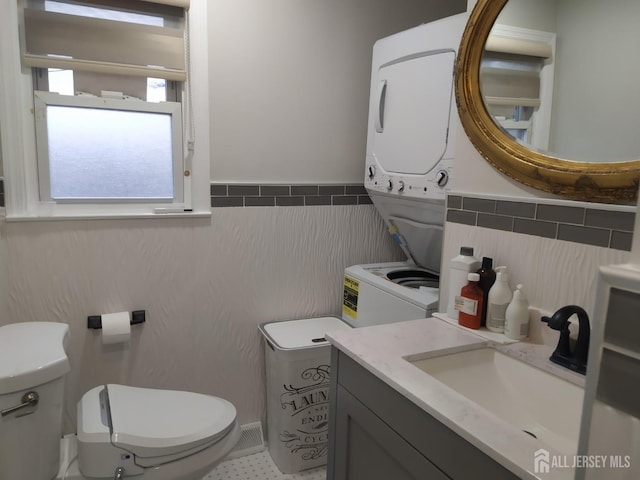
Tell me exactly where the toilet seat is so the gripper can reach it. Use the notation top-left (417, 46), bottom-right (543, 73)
top-left (107, 384), bottom-right (237, 458)
top-left (77, 384), bottom-right (238, 477)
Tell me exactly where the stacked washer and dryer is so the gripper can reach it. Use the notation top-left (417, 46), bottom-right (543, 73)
top-left (342, 12), bottom-right (468, 328)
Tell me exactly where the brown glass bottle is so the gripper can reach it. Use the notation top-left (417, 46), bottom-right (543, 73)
top-left (458, 273), bottom-right (483, 329)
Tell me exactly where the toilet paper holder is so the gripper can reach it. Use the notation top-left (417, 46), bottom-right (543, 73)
top-left (87, 310), bottom-right (146, 329)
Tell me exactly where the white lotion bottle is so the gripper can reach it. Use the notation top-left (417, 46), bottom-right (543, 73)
top-left (446, 247), bottom-right (481, 320)
top-left (486, 266), bottom-right (512, 333)
top-left (504, 284), bottom-right (530, 340)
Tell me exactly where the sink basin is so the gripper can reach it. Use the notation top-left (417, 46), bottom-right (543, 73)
top-left (409, 347), bottom-right (583, 455)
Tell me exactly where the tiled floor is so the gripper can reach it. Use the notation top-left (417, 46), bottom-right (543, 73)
top-left (205, 451), bottom-right (326, 480)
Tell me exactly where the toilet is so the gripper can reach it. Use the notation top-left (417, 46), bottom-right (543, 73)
top-left (0, 322), bottom-right (241, 480)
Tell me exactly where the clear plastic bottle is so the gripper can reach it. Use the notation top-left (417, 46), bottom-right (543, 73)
top-left (504, 284), bottom-right (530, 340)
top-left (486, 266), bottom-right (512, 333)
top-left (456, 273), bottom-right (483, 330)
top-left (446, 247), bottom-right (481, 320)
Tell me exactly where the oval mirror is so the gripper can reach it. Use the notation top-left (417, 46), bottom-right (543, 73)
top-left (455, 0), bottom-right (640, 204)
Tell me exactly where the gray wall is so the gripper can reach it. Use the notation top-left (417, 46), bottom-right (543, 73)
top-left (550, 0), bottom-right (640, 162)
top-left (208, 0), bottom-right (466, 183)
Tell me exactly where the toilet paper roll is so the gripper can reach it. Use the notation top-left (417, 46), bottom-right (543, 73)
top-left (101, 312), bottom-right (131, 345)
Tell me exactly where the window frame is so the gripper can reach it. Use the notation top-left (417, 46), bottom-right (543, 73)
top-left (0, 0), bottom-right (211, 220)
top-left (34, 90), bottom-right (185, 205)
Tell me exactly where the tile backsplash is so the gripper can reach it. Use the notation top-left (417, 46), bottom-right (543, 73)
top-left (447, 194), bottom-right (635, 251)
top-left (211, 183), bottom-right (372, 208)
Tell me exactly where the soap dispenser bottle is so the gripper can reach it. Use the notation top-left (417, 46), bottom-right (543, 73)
top-left (446, 247), bottom-right (481, 321)
top-left (486, 266), bottom-right (512, 333)
top-left (504, 284), bottom-right (530, 340)
top-left (476, 257), bottom-right (496, 327)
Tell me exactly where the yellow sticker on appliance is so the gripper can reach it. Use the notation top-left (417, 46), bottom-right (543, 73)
top-left (342, 275), bottom-right (359, 319)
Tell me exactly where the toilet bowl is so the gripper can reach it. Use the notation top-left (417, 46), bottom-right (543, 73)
top-left (0, 322), bottom-right (240, 480)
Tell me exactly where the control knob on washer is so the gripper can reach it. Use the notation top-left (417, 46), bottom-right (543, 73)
top-left (436, 170), bottom-right (449, 187)
top-left (398, 180), bottom-right (405, 193)
top-left (368, 165), bottom-right (376, 179)
top-left (386, 179), bottom-right (393, 191)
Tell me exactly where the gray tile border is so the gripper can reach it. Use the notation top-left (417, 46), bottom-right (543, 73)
top-left (477, 213), bottom-right (514, 231)
top-left (292, 185), bottom-right (319, 196)
top-left (261, 185), bottom-right (290, 196)
top-left (585, 209), bottom-right (635, 232)
top-left (536, 204), bottom-right (585, 224)
top-left (447, 195), bottom-right (463, 209)
top-left (332, 195), bottom-right (358, 206)
top-left (447, 209), bottom-right (477, 226)
top-left (557, 224), bottom-right (610, 248)
top-left (319, 185), bottom-right (346, 196)
top-left (513, 218), bottom-right (558, 239)
top-left (496, 200), bottom-right (536, 219)
top-left (276, 196), bottom-right (304, 206)
top-left (446, 193), bottom-right (636, 251)
top-left (462, 197), bottom-right (496, 213)
top-left (245, 196), bottom-right (275, 207)
top-left (228, 185), bottom-right (260, 196)
top-left (209, 183), bottom-right (372, 208)
top-left (610, 231), bottom-right (633, 251)
top-left (210, 184), bottom-right (227, 196)
top-left (305, 196), bottom-right (332, 206)
top-left (346, 185), bottom-right (368, 195)
top-left (211, 196), bottom-right (243, 208)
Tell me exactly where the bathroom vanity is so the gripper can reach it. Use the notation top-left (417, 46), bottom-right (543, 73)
top-left (326, 318), bottom-right (584, 480)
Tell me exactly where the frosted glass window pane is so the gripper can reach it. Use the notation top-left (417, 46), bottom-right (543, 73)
top-left (46, 106), bottom-right (174, 199)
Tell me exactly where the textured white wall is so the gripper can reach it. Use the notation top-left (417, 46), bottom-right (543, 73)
top-left (0, 206), bottom-right (402, 432)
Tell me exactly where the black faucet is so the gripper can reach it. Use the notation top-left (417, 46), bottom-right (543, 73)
top-left (541, 305), bottom-right (590, 375)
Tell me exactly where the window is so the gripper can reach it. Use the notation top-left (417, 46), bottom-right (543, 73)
top-left (0, 0), bottom-right (210, 219)
top-left (480, 25), bottom-right (556, 151)
top-left (34, 91), bottom-right (183, 202)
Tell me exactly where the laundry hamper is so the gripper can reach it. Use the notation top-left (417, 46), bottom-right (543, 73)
top-left (259, 316), bottom-right (351, 473)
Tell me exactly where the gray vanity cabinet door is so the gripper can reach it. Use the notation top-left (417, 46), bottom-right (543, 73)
top-left (331, 384), bottom-right (450, 480)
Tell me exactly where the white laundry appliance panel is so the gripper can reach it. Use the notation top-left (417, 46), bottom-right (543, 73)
top-left (344, 13), bottom-right (469, 329)
top-left (373, 50), bottom-right (455, 176)
top-left (342, 262), bottom-right (439, 328)
top-left (370, 191), bottom-right (444, 275)
top-left (365, 13), bottom-right (468, 203)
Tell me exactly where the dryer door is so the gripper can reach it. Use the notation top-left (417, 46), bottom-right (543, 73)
top-left (372, 50), bottom-right (455, 175)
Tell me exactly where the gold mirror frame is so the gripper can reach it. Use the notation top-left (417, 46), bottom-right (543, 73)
top-left (455, 0), bottom-right (640, 204)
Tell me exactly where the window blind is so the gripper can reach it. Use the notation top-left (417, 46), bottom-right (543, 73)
top-left (485, 35), bottom-right (552, 59)
top-left (21, 0), bottom-right (189, 81)
top-left (481, 51), bottom-right (544, 108)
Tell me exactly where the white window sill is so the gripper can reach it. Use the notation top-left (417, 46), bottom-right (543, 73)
top-left (3, 210), bottom-right (212, 222)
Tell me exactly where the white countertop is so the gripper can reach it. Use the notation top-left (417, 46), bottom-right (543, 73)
top-left (326, 316), bottom-right (585, 480)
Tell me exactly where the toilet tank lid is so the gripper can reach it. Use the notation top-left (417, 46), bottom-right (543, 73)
top-left (0, 322), bottom-right (71, 395)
